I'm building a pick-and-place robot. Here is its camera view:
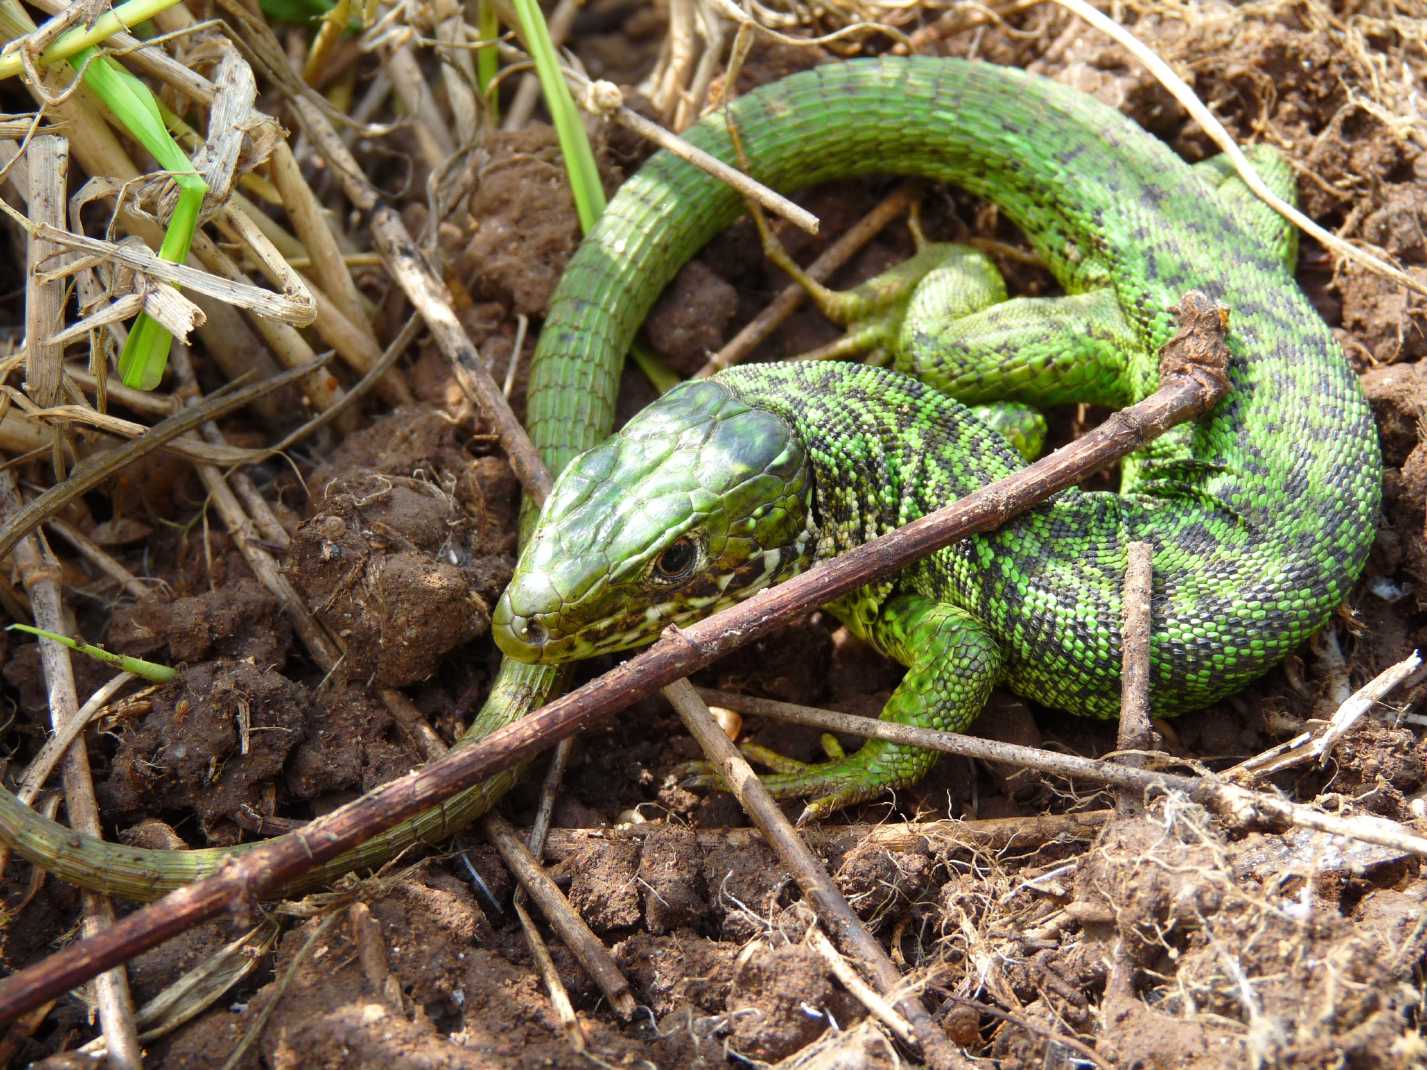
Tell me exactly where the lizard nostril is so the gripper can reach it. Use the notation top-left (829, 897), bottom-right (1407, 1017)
top-left (515, 617), bottom-right (547, 647)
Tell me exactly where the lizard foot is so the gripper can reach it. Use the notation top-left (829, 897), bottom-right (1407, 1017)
top-left (673, 739), bottom-right (911, 824)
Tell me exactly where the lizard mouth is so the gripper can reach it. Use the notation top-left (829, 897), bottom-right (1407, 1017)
top-left (491, 590), bottom-right (646, 664)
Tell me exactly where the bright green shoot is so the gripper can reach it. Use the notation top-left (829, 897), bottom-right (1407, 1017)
top-left (259, 0), bottom-right (336, 23)
top-left (506, 0), bottom-right (677, 394)
top-left (74, 46), bottom-right (208, 390)
top-left (0, 0), bottom-right (181, 80)
top-left (476, 0), bottom-right (500, 125)
top-left (8, 623), bottom-right (176, 683)
top-left (510, 0), bottom-right (603, 233)
top-left (0, 2), bottom-right (207, 391)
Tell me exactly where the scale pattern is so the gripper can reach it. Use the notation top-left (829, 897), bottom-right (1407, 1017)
top-left (716, 356), bottom-right (1374, 719)
top-left (0, 57), bottom-right (1382, 897)
top-left (525, 56), bottom-right (1380, 719)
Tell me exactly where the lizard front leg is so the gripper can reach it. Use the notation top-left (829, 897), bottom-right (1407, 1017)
top-left (704, 595), bottom-right (1005, 821)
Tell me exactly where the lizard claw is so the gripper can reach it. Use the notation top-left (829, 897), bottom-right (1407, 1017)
top-left (669, 759), bottom-right (722, 791)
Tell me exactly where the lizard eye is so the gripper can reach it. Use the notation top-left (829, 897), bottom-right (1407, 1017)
top-left (652, 535), bottom-right (700, 584)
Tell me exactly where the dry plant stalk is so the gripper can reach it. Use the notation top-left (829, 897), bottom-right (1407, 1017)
top-left (23, 134), bottom-right (67, 476)
top-left (663, 679), bottom-right (957, 1068)
top-left (0, 468), bottom-right (143, 1068)
top-left (484, 812), bottom-right (636, 1019)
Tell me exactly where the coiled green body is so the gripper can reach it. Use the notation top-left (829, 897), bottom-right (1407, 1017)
top-left (500, 56), bottom-right (1382, 809)
top-left (0, 57), bottom-right (1381, 895)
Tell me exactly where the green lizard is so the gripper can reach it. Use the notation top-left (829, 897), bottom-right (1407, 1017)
top-left (493, 57), bottom-right (1380, 815)
top-left (0, 57), bottom-right (1380, 895)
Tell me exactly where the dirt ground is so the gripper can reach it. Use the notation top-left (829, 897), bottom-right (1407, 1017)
top-left (2, 2), bottom-right (1426, 1067)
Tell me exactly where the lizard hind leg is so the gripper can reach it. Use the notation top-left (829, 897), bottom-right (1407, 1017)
top-left (748, 596), bottom-right (1005, 822)
top-left (895, 286), bottom-right (1145, 410)
top-left (759, 210), bottom-right (1009, 364)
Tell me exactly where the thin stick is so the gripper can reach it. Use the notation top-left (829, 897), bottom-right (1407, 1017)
top-left (490, 730), bottom-right (582, 1040)
top-left (483, 813), bottom-right (636, 1018)
top-left (267, 313), bottom-right (426, 456)
top-left (1052, 0), bottom-right (1427, 299)
top-left (43, 518), bottom-right (152, 600)
top-left (267, 141), bottom-right (379, 360)
top-left (0, 329), bottom-right (1227, 1020)
top-left (1116, 540), bottom-right (1155, 813)
top-left (510, 896), bottom-right (586, 1051)
top-left (1228, 649), bottom-right (1423, 779)
top-left (180, 351), bottom-right (448, 766)
top-left (540, 810), bottom-right (1113, 860)
top-left (694, 183), bottom-right (920, 379)
top-left (9, 673), bottom-right (135, 808)
top-left (1311, 649), bottom-right (1422, 758)
top-left (663, 679), bottom-right (952, 1064)
top-left (370, 208), bottom-right (552, 506)
top-left (0, 358), bottom-right (329, 564)
top-left (0, 472), bottom-right (142, 1068)
top-left (686, 690), bottom-right (1427, 858)
top-left (806, 924), bottom-right (916, 1047)
top-left (167, 349), bottom-right (345, 675)
top-left (0, 671), bottom-right (137, 883)
top-left (24, 134), bottom-right (67, 477)
top-left (526, 738), bottom-right (573, 857)
top-left (348, 902), bottom-right (401, 1009)
top-left (944, 994), bottom-right (1111, 1070)
top-left (584, 80), bottom-right (819, 236)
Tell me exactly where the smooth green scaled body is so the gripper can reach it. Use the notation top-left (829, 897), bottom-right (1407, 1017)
top-left (495, 57), bottom-right (1381, 815)
top-left (0, 57), bottom-right (1381, 898)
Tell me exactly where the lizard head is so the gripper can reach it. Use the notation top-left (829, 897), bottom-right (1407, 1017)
top-left (493, 380), bottom-right (815, 663)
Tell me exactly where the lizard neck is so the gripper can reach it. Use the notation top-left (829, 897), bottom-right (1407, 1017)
top-left (720, 363), bottom-right (1023, 563)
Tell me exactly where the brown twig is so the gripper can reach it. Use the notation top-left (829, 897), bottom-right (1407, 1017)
top-left (663, 679), bottom-right (954, 1065)
top-left (0, 470), bottom-right (142, 1067)
top-left (348, 902), bottom-right (403, 1009)
top-left (0, 327), bottom-right (1226, 1021)
top-left (502, 734), bottom-right (583, 1034)
top-left (694, 183), bottom-right (921, 379)
top-left (943, 995), bottom-right (1110, 1070)
top-left (539, 811), bottom-right (1113, 860)
top-left (43, 517), bottom-right (153, 600)
top-left (169, 349), bottom-right (346, 676)
top-left (24, 133), bottom-right (67, 477)
top-left (266, 313), bottom-right (426, 457)
top-left (1115, 540), bottom-right (1156, 813)
top-left (369, 208), bottom-right (552, 506)
top-left (0, 358), bottom-right (328, 564)
top-left (483, 813), bottom-right (635, 1018)
top-left (1227, 649), bottom-right (1423, 779)
top-left (510, 895), bottom-right (586, 1051)
top-left (582, 79), bottom-right (819, 235)
top-left (805, 924), bottom-right (916, 1046)
top-left (175, 348), bottom-right (452, 766)
top-left (681, 690), bottom-right (1427, 857)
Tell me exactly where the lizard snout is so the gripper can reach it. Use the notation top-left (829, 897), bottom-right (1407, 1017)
top-left (491, 590), bottom-right (550, 661)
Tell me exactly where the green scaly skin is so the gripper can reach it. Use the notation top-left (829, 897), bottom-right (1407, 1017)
top-left (0, 57), bottom-right (1380, 895)
top-left (494, 57), bottom-right (1381, 815)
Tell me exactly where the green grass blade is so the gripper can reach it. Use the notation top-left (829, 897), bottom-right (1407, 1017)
top-left (0, 0), bottom-right (182, 80)
top-left (508, 0), bottom-right (679, 393)
top-left (260, 0), bottom-right (335, 23)
top-left (77, 46), bottom-right (207, 389)
top-left (476, 0), bottom-right (500, 125)
top-left (8, 624), bottom-right (176, 683)
top-left (510, 0), bottom-right (604, 231)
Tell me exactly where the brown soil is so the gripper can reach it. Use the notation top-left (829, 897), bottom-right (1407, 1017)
top-left (4, 3), bottom-right (1426, 1068)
